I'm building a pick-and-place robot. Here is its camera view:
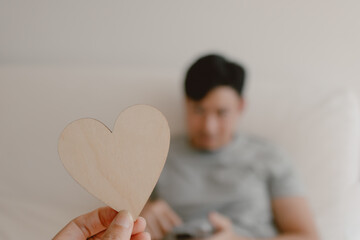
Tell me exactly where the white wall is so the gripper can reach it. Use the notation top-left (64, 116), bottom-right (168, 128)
top-left (0, 1), bottom-right (359, 74)
top-left (1, 0), bottom-right (359, 94)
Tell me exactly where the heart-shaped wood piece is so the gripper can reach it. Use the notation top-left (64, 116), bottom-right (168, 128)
top-left (58, 105), bottom-right (170, 218)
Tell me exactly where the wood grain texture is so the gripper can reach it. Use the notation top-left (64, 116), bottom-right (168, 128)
top-left (58, 105), bottom-right (170, 218)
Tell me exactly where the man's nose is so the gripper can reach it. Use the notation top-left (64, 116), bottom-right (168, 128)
top-left (203, 115), bottom-right (218, 135)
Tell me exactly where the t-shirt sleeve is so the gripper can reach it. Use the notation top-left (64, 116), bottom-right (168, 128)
top-left (267, 147), bottom-right (304, 198)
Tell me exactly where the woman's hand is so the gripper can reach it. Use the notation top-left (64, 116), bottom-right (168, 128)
top-left (53, 206), bottom-right (150, 240)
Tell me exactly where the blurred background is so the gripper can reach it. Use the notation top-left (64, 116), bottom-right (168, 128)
top-left (1, 1), bottom-right (360, 239)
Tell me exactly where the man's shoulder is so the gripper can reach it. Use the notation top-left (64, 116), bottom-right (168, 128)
top-left (237, 132), bottom-right (289, 165)
top-left (237, 132), bottom-right (279, 152)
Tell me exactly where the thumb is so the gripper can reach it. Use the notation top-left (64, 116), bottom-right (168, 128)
top-left (102, 210), bottom-right (134, 240)
top-left (208, 212), bottom-right (231, 232)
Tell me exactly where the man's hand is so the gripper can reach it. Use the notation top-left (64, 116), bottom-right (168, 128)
top-left (141, 199), bottom-right (182, 240)
top-left (207, 212), bottom-right (250, 240)
top-left (53, 207), bottom-right (150, 240)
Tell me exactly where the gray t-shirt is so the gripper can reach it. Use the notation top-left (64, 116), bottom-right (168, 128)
top-left (153, 133), bottom-right (303, 238)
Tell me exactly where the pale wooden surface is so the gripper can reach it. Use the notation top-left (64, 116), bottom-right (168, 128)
top-left (58, 105), bottom-right (170, 218)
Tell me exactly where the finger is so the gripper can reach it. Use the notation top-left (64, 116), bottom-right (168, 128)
top-left (89, 217), bottom-right (145, 240)
top-left (90, 230), bottom-right (106, 239)
top-left (156, 214), bottom-right (175, 234)
top-left (92, 216), bottom-right (147, 240)
top-left (164, 207), bottom-right (182, 227)
top-left (132, 217), bottom-right (147, 235)
top-left (131, 232), bottom-right (151, 240)
top-left (145, 214), bottom-right (163, 240)
top-left (208, 212), bottom-right (231, 232)
top-left (53, 206), bottom-right (117, 239)
top-left (101, 210), bottom-right (134, 240)
top-left (155, 212), bottom-right (177, 238)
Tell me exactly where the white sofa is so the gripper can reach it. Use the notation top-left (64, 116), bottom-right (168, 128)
top-left (0, 66), bottom-right (359, 240)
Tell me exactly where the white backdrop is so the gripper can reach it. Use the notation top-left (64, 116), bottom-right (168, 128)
top-left (1, 1), bottom-right (360, 76)
top-left (1, 0), bottom-right (360, 107)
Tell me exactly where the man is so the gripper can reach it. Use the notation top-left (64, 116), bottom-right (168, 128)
top-left (141, 54), bottom-right (319, 240)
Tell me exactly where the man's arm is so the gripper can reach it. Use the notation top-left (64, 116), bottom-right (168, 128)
top-left (207, 197), bottom-right (319, 240)
top-left (267, 196), bottom-right (319, 240)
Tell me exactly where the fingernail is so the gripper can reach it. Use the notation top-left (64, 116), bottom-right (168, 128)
top-left (114, 210), bottom-right (133, 228)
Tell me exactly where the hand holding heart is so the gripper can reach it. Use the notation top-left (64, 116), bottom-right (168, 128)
top-left (58, 105), bottom-right (170, 218)
top-left (53, 207), bottom-right (150, 240)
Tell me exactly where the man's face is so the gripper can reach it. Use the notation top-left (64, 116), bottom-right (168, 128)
top-left (185, 86), bottom-right (245, 151)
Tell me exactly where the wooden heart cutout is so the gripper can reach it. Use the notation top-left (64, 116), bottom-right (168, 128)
top-left (58, 105), bottom-right (170, 218)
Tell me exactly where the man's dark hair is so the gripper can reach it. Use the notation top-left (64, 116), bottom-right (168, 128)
top-left (184, 54), bottom-right (246, 101)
